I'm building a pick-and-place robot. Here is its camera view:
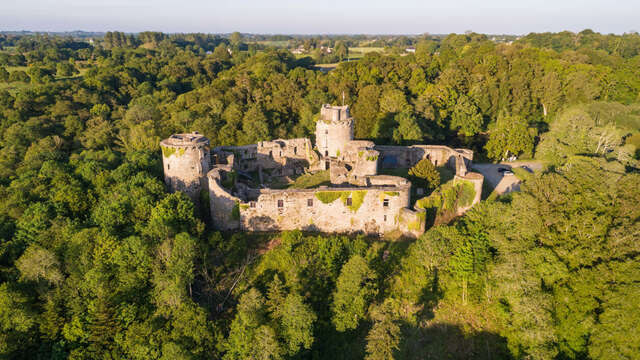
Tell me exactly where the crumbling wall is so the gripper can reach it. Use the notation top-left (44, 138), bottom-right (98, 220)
top-left (397, 208), bottom-right (426, 238)
top-left (213, 138), bottom-right (315, 179)
top-left (453, 172), bottom-right (484, 214)
top-left (375, 145), bottom-right (473, 172)
top-left (237, 182), bottom-right (410, 235)
top-left (207, 167), bottom-right (242, 230)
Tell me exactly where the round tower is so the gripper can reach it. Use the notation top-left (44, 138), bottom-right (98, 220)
top-left (315, 104), bottom-right (354, 157)
top-left (160, 132), bottom-right (210, 202)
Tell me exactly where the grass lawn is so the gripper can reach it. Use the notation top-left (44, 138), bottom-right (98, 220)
top-left (288, 170), bottom-right (330, 189)
top-left (348, 47), bottom-right (385, 60)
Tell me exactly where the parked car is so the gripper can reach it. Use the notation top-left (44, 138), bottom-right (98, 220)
top-left (503, 170), bottom-right (514, 176)
top-left (520, 165), bottom-right (533, 173)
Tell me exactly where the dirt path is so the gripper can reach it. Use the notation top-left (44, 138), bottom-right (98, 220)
top-left (471, 161), bottom-right (543, 196)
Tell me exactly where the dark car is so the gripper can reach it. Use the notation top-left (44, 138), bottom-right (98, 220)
top-left (497, 167), bottom-right (509, 173)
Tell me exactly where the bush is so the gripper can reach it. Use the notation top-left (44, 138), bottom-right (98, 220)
top-left (408, 159), bottom-right (440, 190)
top-left (8, 70), bottom-right (29, 83)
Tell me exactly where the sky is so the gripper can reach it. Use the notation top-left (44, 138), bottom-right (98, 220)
top-left (1, 0), bottom-right (638, 35)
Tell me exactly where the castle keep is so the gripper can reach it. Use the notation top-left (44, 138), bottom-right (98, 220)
top-left (161, 104), bottom-right (484, 237)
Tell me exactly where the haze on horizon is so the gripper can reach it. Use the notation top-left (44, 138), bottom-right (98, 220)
top-left (1, 0), bottom-right (638, 35)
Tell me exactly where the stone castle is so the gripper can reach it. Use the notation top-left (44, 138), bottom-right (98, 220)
top-left (160, 104), bottom-right (484, 238)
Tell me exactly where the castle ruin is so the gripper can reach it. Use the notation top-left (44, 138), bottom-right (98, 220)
top-left (161, 104), bottom-right (484, 238)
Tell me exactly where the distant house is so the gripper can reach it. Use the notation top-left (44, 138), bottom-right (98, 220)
top-left (405, 46), bottom-right (416, 53)
top-left (291, 46), bottom-right (306, 55)
top-left (320, 46), bottom-right (333, 54)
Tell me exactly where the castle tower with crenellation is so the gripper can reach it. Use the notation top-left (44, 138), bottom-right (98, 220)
top-left (315, 104), bottom-right (354, 157)
top-left (159, 132), bottom-right (210, 201)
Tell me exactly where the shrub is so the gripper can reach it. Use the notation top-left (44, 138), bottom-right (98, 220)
top-left (408, 159), bottom-right (440, 190)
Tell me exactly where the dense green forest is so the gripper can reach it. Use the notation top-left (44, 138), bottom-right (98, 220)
top-left (0, 30), bottom-right (639, 359)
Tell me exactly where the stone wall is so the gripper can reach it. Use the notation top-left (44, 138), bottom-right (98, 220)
top-left (208, 171), bottom-right (412, 235)
top-left (213, 138), bottom-right (316, 178)
top-left (453, 172), bottom-right (484, 215)
top-left (160, 133), bottom-right (210, 202)
top-left (397, 208), bottom-right (426, 238)
top-left (375, 145), bottom-right (473, 171)
top-left (207, 166), bottom-right (242, 230)
top-left (339, 140), bottom-right (379, 177)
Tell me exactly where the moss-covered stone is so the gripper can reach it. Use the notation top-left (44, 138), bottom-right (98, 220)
top-left (161, 146), bottom-right (186, 158)
top-left (315, 191), bottom-right (346, 204)
top-left (231, 202), bottom-right (240, 220)
top-left (414, 179), bottom-right (477, 226)
top-left (345, 190), bottom-right (367, 212)
top-left (314, 190), bottom-right (366, 212)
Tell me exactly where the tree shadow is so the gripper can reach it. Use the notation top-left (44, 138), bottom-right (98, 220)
top-left (396, 321), bottom-right (513, 360)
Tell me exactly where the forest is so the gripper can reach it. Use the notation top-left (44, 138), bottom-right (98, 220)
top-left (0, 30), bottom-right (639, 359)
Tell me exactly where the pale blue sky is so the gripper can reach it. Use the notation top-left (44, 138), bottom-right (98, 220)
top-left (1, 0), bottom-right (638, 34)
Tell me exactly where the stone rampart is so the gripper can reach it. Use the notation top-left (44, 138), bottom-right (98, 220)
top-left (208, 170), bottom-right (412, 235)
top-left (207, 166), bottom-right (243, 230)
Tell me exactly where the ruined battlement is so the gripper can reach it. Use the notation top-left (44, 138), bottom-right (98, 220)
top-left (161, 132), bottom-right (209, 147)
top-left (320, 104), bottom-right (351, 123)
top-left (161, 103), bottom-right (483, 238)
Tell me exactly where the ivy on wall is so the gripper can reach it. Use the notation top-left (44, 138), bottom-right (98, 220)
top-left (314, 190), bottom-right (368, 212)
top-left (161, 146), bottom-right (185, 158)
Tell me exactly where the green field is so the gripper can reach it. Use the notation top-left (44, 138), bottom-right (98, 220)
top-left (348, 47), bottom-right (385, 59)
top-left (250, 40), bottom-right (290, 48)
